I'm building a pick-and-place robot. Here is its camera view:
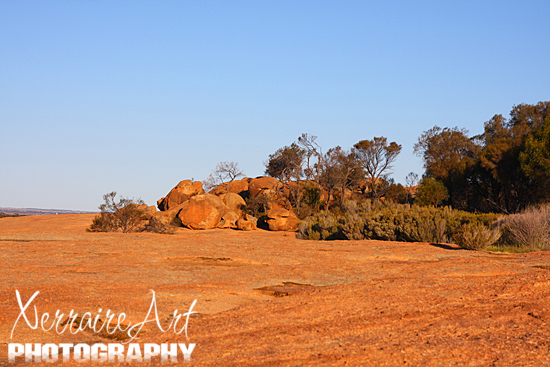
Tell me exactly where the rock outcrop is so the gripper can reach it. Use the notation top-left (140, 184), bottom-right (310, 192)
top-left (177, 193), bottom-right (227, 230)
top-left (209, 178), bottom-right (251, 197)
top-left (135, 204), bottom-right (158, 219)
top-left (158, 180), bottom-right (204, 211)
top-left (151, 203), bottom-right (185, 227)
top-left (219, 193), bottom-right (246, 216)
top-left (237, 214), bottom-right (258, 231)
top-left (218, 211), bottom-right (240, 229)
top-left (156, 176), bottom-right (305, 231)
top-left (266, 207), bottom-right (299, 232)
top-left (248, 177), bottom-right (280, 199)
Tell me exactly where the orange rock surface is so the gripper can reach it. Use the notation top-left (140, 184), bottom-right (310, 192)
top-left (1, 214), bottom-right (550, 365)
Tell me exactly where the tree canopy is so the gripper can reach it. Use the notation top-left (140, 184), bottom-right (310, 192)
top-left (414, 102), bottom-right (550, 213)
top-left (354, 137), bottom-right (402, 198)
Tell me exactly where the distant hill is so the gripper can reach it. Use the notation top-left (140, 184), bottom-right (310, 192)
top-left (0, 207), bottom-right (96, 216)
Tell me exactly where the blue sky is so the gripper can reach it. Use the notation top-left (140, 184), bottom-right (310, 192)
top-left (1, 1), bottom-right (549, 211)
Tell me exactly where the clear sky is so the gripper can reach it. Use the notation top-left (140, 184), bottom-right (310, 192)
top-left (1, 1), bottom-right (549, 211)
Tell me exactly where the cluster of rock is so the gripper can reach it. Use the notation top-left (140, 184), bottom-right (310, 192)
top-left (151, 177), bottom-right (299, 231)
top-left (132, 177), bottom-right (417, 233)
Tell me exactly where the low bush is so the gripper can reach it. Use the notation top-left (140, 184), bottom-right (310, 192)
top-left (89, 198), bottom-right (147, 232)
top-left (453, 222), bottom-right (501, 250)
top-left (88, 192), bottom-right (171, 233)
top-left (497, 205), bottom-right (550, 251)
top-left (297, 211), bottom-right (345, 240)
top-left (297, 200), bottom-right (500, 245)
top-left (145, 215), bottom-right (177, 234)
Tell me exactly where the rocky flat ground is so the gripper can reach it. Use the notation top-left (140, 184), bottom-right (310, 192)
top-left (1, 214), bottom-right (550, 366)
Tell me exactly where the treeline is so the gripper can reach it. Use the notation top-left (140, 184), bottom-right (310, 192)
top-left (263, 134), bottom-right (407, 216)
top-left (0, 212), bottom-right (24, 218)
top-left (415, 101), bottom-right (550, 213)
top-left (263, 101), bottom-right (550, 215)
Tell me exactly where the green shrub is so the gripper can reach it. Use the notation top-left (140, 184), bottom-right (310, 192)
top-left (384, 183), bottom-right (408, 204)
top-left (296, 211), bottom-right (346, 240)
top-left (244, 193), bottom-right (270, 218)
top-left (297, 200), bottom-right (500, 244)
top-left (415, 177), bottom-right (449, 208)
top-left (302, 183), bottom-right (322, 210)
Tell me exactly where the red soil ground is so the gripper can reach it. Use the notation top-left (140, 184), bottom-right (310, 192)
top-left (1, 214), bottom-right (550, 366)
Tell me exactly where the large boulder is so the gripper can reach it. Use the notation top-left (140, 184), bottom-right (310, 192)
top-left (218, 211), bottom-right (240, 229)
top-left (151, 210), bottom-right (174, 224)
top-left (209, 178), bottom-right (251, 197)
top-left (266, 207), bottom-right (299, 232)
top-left (158, 180), bottom-right (204, 211)
top-left (136, 204), bottom-right (157, 219)
top-left (154, 202), bottom-right (186, 226)
top-left (177, 194), bottom-right (226, 230)
top-left (146, 211), bottom-right (177, 233)
top-left (236, 214), bottom-right (258, 231)
top-left (248, 176), bottom-right (280, 199)
top-left (219, 193), bottom-right (246, 216)
top-left (174, 179), bottom-right (205, 194)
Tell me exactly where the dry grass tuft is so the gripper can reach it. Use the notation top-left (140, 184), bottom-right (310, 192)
top-left (497, 205), bottom-right (550, 251)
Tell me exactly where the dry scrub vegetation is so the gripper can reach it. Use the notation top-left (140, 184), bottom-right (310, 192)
top-left (297, 201), bottom-right (550, 252)
top-left (88, 192), bottom-right (175, 234)
top-left (498, 205), bottom-right (550, 251)
top-left (297, 200), bottom-right (501, 249)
